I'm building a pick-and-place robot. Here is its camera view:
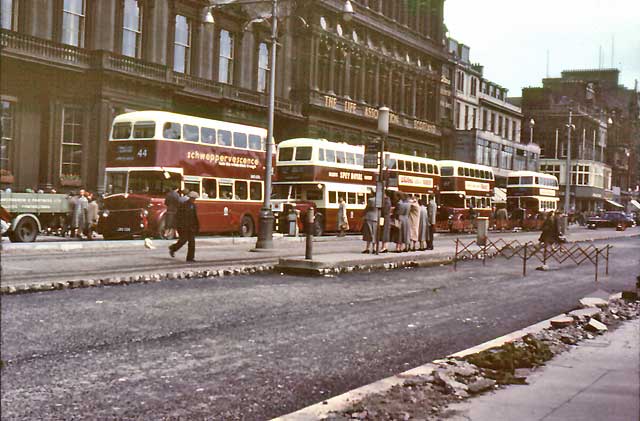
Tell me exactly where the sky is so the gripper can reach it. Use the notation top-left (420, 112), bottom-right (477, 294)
top-left (444, 0), bottom-right (640, 97)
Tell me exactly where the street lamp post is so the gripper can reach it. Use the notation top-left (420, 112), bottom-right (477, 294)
top-left (564, 110), bottom-right (575, 214)
top-left (207, 0), bottom-right (354, 250)
top-left (376, 107), bottom-right (389, 254)
top-left (529, 118), bottom-right (535, 144)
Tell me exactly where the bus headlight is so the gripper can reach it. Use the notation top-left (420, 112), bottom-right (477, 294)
top-left (102, 210), bottom-right (110, 218)
top-left (141, 209), bottom-right (149, 217)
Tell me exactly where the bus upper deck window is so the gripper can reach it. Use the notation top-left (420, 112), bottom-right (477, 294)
top-left (326, 149), bottom-right (335, 162)
top-left (398, 161), bottom-right (405, 171)
top-left (202, 127), bottom-right (216, 144)
top-left (336, 151), bottom-right (346, 164)
top-left (318, 148), bottom-right (326, 161)
top-left (440, 167), bottom-right (452, 176)
top-left (346, 152), bottom-right (355, 165)
top-left (163, 122), bottom-right (181, 139)
top-left (434, 166), bottom-right (439, 175)
top-left (522, 176), bottom-right (533, 184)
top-left (113, 122), bottom-right (132, 139)
top-left (133, 121), bottom-right (155, 138)
top-left (412, 162), bottom-right (419, 172)
top-left (233, 132), bottom-right (248, 148)
top-left (278, 147), bottom-right (293, 161)
top-left (184, 124), bottom-right (199, 142)
top-left (356, 154), bottom-right (363, 166)
top-left (421, 163), bottom-right (427, 173)
top-left (218, 130), bottom-right (232, 146)
top-left (248, 134), bottom-right (261, 150)
top-left (295, 146), bottom-right (312, 161)
top-left (457, 167), bottom-right (463, 176)
top-left (329, 191), bottom-right (337, 204)
top-left (464, 168), bottom-right (470, 177)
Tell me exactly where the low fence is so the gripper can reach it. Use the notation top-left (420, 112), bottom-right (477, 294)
top-left (453, 238), bottom-right (612, 282)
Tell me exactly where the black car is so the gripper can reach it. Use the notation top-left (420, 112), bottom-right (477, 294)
top-left (586, 211), bottom-right (634, 229)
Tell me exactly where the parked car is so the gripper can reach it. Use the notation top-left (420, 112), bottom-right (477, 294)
top-left (586, 211), bottom-right (634, 230)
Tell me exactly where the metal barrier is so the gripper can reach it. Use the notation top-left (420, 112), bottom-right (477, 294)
top-left (453, 238), bottom-right (612, 282)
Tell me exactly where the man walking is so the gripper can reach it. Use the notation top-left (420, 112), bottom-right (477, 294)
top-left (164, 186), bottom-right (180, 238)
top-left (169, 191), bottom-right (200, 262)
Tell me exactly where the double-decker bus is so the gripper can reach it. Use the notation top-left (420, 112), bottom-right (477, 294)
top-left (437, 160), bottom-right (495, 232)
top-left (97, 111), bottom-right (267, 239)
top-left (507, 170), bottom-right (559, 229)
top-left (384, 152), bottom-right (440, 203)
top-left (273, 138), bottom-right (375, 235)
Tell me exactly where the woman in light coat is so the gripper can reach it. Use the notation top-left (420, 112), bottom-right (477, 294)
top-left (337, 197), bottom-right (348, 236)
top-left (408, 195), bottom-right (420, 251)
top-left (418, 199), bottom-right (430, 250)
top-left (361, 196), bottom-right (378, 253)
top-left (395, 194), bottom-right (411, 252)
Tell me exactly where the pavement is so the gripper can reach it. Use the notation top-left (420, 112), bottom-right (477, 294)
top-left (2, 226), bottom-right (638, 293)
top-left (445, 317), bottom-right (639, 421)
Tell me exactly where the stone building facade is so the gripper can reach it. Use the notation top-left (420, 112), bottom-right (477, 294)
top-left (0, 0), bottom-right (452, 193)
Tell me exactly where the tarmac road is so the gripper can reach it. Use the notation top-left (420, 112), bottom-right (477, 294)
top-left (1, 236), bottom-right (638, 420)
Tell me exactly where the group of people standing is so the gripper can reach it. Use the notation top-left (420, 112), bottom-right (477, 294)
top-left (67, 189), bottom-right (100, 239)
top-left (350, 191), bottom-right (437, 254)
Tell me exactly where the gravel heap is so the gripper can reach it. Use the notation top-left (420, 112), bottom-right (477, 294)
top-left (324, 295), bottom-right (639, 421)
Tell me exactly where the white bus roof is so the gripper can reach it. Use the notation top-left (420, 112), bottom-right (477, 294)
top-left (509, 171), bottom-right (557, 180)
top-left (386, 152), bottom-right (439, 165)
top-left (112, 111), bottom-right (267, 135)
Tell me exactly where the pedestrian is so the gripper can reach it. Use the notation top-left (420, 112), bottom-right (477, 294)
top-left (378, 194), bottom-right (391, 253)
top-left (169, 191), bottom-right (200, 262)
top-left (361, 195), bottom-right (377, 253)
top-left (72, 189), bottom-right (88, 239)
top-left (164, 186), bottom-right (180, 238)
top-left (496, 206), bottom-right (508, 232)
top-left (468, 205), bottom-right (477, 231)
top-left (427, 196), bottom-right (437, 250)
top-left (337, 196), bottom-right (348, 236)
top-left (408, 195), bottom-right (420, 251)
top-left (86, 192), bottom-right (100, 240)
top-left (539, 211), bottom-right (560, 248)
top-left (395, 193), bottom-right (411, 252)
top-left (418, 198), bottom-right (429, 251)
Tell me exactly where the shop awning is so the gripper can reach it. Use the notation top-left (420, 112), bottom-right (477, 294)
top-left (630, 199), bottom-right (640, 210)
top-left (605, 199), bottom-right (624, 208)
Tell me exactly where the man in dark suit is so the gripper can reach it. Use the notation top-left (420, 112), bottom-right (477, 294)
top-left (169, 191), bottom-right (200, 262)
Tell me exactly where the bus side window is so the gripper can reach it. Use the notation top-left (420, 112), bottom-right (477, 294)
top-left (248, 134), bottom-right (261, 150)
top-left (202, 127), bottom-right (216, 144)
top-left (336, 151), bottom-right (346, 164)
top-left (318, 148), bottom-right (325, 161)
top-left (113, 122), bottom-right (132, 139)
top-left (356, 153), bottom-right (364, 166)
top-left (357, 192), bottom-right (365, 205)
top-left (329, 191), bottom-right (337, 204)
top-left (235, 180), bottom-right (248, 200)
top-left (326, 149), bottom-right (336, 162)
top-left (184, 124), bottom-right (199, 142)
top-left (421, 163), bottom-right (427, 173)
top-left (412, 162), bottom-right (419, 172)
top-left (278, 147), bottom-right (294, 161)
top-left (184, 181), bottom-right (201, 196)
top-left (233, 132), bottom-right (248, 148)
top-left (398, 160), bottom-right (405, 171)
top-left (218, 130), bottom-right (232, 146)
top-left (202, 178), bottom-right (217, 199)
top-left (458, 167), bottom-right (463, 176)
top-left (347, 192), bottom-right (356, 204)
top-left (250, 181), bottom-right (262, 201)
top-left (346, 152), bottom-right (355, 165)
top-left (163, 122), bottom-right (181, 139)
top-left (133, 121), bottom-right (155, 138)
top-left (219, 183), bottom-right (233, 200)
top-left (426, 164), bottom-right (432, 174)
top-left (464, 168), bottom-right (470, 177)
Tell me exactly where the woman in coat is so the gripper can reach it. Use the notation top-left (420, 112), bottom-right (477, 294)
top-left (379, 194), bottom-right (391, 253)
top-left (418, 199), bottom-right (430, 251)
top-left (395, 194), bottom-right (411, 252)
top-left (72, 189), bottom-right (88, 238)
top-left (361, 196), bottom-right (378, 253)
top-left (408, 195), bottom-right (420, 251)
top-left (337, 197), bottom-right (348, 236)
top-left (85, 193), bottom-right (100, 240)
top-left (539, 211), bottom-right (560, 247)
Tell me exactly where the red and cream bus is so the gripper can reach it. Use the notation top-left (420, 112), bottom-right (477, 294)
top-left (273, 138), bottom-right (376, 235)
top-left (384, 152), bottom-right (440, 203)
top-left (507, 171), bottom-right (559, 229)
top-left (97, 111), bottom-right (267, 239)
top-left (437, 160), bottom-right (495, 232)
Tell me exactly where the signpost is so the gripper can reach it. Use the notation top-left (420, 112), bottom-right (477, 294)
top-left (376, 107), bottom-right (390, 254)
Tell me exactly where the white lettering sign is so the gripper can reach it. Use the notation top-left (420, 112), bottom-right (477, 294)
top-left (399, 175), bottom-right (434, 188)
top-left (539, 188), bottom-right (556, 197)
top-left (465, 180), bottom-right (491, 192)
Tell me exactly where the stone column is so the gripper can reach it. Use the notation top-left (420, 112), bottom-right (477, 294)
top-left (400, 71), bottom-right (406, 114)
top-left (387, 67), bottom-right (393, 108)
top-left (313, 36), bottom-right (321, 91)
top-left (411, 76), bottom-right (417, 117)
top-left (359, 54), bottom-right (366, 102)
top-left (93, 99), bottom-right (112, 194)
top-left (22, 0), bottom-right (55, 40)
top-left (144, 0), bottom-right (170, 65)
top-left (328, 41), bottom-right (336, 94)
top-left (91, 0), bottom-right (116, 51)
top-left (374, 58), bottom-right (380, 106)
top-left (344, 50), bottom-right (352, 99)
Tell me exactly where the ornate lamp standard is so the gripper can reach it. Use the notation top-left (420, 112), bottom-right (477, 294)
top-left (206, 0), bottom-right (355, 249)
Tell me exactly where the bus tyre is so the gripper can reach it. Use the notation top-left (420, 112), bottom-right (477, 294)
top-left (313, 215), bottom-right (324, 236)
top-left (240, 215), bottom-right (254, 237)
top-left (9, 216), bottom-right (39, 242)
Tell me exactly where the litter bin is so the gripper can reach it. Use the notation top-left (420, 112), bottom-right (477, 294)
top-left (476, 216), bottom-right (489, 246)
top-left (287, 208), bottom-right (298, 236)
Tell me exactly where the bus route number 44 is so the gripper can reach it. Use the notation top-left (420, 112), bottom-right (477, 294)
top-left (137, 148), bottom-right (149, 158)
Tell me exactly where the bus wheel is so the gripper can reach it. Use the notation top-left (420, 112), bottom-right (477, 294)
top-left (240, 215), bottom-right (254, 237)
top-left (313, 215), bottom-right (324, 236)
top-left (9, 216), bottom-right (39, 242)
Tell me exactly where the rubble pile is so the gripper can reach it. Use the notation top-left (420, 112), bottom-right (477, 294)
top-left (325, 297), bottom-right (639, 421)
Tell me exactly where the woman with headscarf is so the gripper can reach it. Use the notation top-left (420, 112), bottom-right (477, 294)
top-left (408, 195), bottom-right (420, 251)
